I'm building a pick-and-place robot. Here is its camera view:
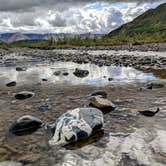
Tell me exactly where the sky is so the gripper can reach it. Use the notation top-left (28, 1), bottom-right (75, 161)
top-left (0, 0), bottom-right (165, 34)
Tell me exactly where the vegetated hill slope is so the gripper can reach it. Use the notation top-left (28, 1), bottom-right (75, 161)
top-left (107, 3), bottom-right (166, 44)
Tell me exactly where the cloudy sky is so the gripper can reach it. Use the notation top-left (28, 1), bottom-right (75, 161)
top-left (0, 0), bottom-right (165, 34)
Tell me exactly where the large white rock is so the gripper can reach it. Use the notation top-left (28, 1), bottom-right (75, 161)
top-left (49, 107), bottom-right (104, 146)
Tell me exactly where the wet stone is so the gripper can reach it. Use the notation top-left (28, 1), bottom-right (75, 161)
top-left (42, 78), bottom-right (48, 82)
top-left (108, 78), bottom-right (113, 81)
top-left (73, 68), bottom-right (89, 78)
top-left (15, 91), bottom-right (34, 100)
top-left (138, 108), bottom-right (160, 117)
top-left (6, 81), bottom-right (16, 87)
top-left (145, 82), bottom-right (165, 89)
top-left (90, 91), bottom-right (107, 98)
top-left (62, 72), bottom-right (69, 76)
top-left (38, 104), bottom-right (52, 112)
top-left (16, 67), bottom-right (27, 72)
top-left (9, 115), bottom-right (43, 136)
top-left (89, 96), bottom-right (116, 113)
top-left (54, 71), bottom-right (61, 76)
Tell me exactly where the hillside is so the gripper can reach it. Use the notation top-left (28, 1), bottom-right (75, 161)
top-left (107, 3), bottom-right (166, 44)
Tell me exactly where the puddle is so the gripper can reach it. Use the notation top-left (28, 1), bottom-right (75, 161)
top-left (0, 61), bottom-right (158, 86)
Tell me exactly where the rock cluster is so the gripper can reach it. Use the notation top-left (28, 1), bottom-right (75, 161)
top-left (9, 90), bottom-right (117, 145)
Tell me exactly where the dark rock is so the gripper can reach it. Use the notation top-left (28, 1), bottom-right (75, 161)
top-left (108, 78), bottom-right (113, 81)
top-left (54, 71), bottom-right (61, 76)
top-left (146, 82), bottom-right (164, 89)
top-left (42, 78), bottom-right (48, 81)
top-left (16, 67), bottom-right (27, 72)
top-left (48, 107), bottom-right (103, 146)
top-left (38, 104), bottom-right (52, 112)
top-left (6, 81), bottom-right (16, 87)
top-left (73, 68), bottom-right (89, 78)
top-left (89, 96), bottom-right (116, 113)
top-left (9, 115), bottom-right (43, 136)
top-left (139, 108), bottom-right (160, 117)
top-left (90, 91), bottom-right (107, 98)
top-left (15, 91), bottom-right (34, 100)
top-left (63, 72), bottom-right (69, 76)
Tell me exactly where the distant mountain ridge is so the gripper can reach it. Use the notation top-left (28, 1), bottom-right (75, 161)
top-left (108, 3), bottom-right (166, 44)
top-left (0, 32), bottom-right (104, 43)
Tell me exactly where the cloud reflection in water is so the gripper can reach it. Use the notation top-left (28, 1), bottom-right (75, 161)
top-left (0, 62), bottom-right (156, 86)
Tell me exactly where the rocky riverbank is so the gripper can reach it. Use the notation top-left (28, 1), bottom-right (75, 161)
top-left (0, 47), bottom-right (166, 70)
top-left (0, 48), bottom-right (165, 166)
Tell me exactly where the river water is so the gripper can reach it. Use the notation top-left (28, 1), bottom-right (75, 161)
top-left (0, 61), bottom-right (157, 86)
top-left (0, 54), bottom-right (165, 166)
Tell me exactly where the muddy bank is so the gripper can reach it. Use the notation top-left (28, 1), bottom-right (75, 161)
top-left (0, 48), bottom-right (166, 70)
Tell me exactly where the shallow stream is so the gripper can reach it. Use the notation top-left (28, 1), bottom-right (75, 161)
top-left (0, 54), bottom-right (165, 166)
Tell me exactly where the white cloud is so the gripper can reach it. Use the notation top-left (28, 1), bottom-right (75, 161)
top-left (0, 1), bottom-right (164, 34)
top-left (121, 3), bottom-right (150, 22)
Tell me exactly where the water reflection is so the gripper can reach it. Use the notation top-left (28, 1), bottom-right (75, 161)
top-left (0, 62), bottom-right (156, 86)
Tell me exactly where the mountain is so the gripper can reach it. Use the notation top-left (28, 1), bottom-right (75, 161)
top-left (108, 3), bottom-right (166, 44)
top-left (0, 32), bottom-right (104, 43)
top-left (8, 32), bottom-right (30, 43)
